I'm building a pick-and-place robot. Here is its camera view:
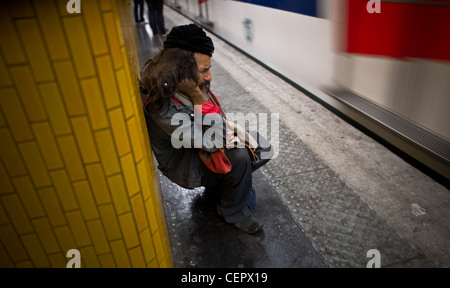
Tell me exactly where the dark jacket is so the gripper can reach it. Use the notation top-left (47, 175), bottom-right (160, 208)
top-left (144, 94), bottom-right (227, 188)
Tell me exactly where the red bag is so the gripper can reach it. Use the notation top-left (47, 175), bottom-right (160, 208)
top-left (198, 148), bottom-right (231, 174)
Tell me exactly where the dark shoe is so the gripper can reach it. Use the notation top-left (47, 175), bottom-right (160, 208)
top-left (233, 216), bottom-right (263, 234)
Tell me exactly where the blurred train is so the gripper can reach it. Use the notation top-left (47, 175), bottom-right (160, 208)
top-left (166, 0), bottom-right (450, 186)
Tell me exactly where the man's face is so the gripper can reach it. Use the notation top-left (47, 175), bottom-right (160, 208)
top-left (194, 52), bottom-right (212, 91)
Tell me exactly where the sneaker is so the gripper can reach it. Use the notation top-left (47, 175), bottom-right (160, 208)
top-left (233, 215), bottom-right (263, 234)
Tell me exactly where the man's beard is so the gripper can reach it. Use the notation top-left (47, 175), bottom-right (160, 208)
top-left (199, 81), bottom-right (210, 92)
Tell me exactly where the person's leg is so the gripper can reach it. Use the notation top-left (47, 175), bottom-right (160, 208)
top-left (155, 0), bottom-right (166, 35)
top-left (217, 147), bottom-right (252, 223)
top-left (245, 131), bottom-right (273, 211)
top-left (138, 0), bottom-right (144, 22)
top-left (201, 148), bottom-right (260, 233)
top-left (133, 0), bottom-right (141, 22)
top-left (146, 0), bottom-right (158, 35)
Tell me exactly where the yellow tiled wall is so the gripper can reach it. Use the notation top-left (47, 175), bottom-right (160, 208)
top-left (0, 0), bottom-right (173, 268)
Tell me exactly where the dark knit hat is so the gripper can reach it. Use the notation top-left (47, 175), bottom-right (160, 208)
top-left (163, 24), bottom-right (214, 57)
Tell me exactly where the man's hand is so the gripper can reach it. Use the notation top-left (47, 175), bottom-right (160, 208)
top-left (177, 79), bottom-right (208, 105)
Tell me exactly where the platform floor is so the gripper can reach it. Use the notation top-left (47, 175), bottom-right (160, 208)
top-left (135, 6), bottom-right (450, 268)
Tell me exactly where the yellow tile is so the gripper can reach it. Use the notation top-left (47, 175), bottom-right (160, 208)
top-left (38, 187), bottom-right (67, 227)
top-left (128, 246), bottom-right (146, 268)
top-left (107, 174), bottom-right (130, 214)
top-left (117, 21), bottom-right (125, 49)
top-left (54, 226), bottom-right (77, 254)
top-left (109, 108), bottom-right (131, 156)
top-left (131, 193), bottom-right (147, 233)
top-left (62, 17), bottom-right (96, 78)
top-left (148, 257), bottom-right (159, 268)
top-left (132, 97), bottom-right (151, 137)
top-left (21, 233), bottom-right (50, 268)
top-left (85, 164), bottom-right (111, 205)
top-left (99, 253), bottom-right (116, 268)
top-left (83, 0), bottom-right (108, 56)
top-left (86, 219), bottom-right (110, 255)
top-left (127, 117), bottom-right (143, 163)
top-left (110, 240), bottom-right (131, 268)
top-left (32, 217), bottom-right (61, 254)
top-left (73, 181), bottom-right (99, 220)
top-left (0, 53), bottom-right (12, 87)
top-left (118, 212), bottom-right (139, 249)
top-left (53, 61), bottom-right (86, 116)
top-left (0, 3), bottom-right (26, 64)
top-left (33, 0), bottom-right (70, 61)
top-left (18, 141), bottom-right (52, 188)
top-left (153, 230), bottom-right (166, 265)
top-left (162, 239), bottom-right (172, 267)
top-left (145, 197), bottom-right (159, 235)
top-left (80, 78), bottom-right (108, 130)
top-left (0, 243), bottom-right (14, 268)
top-left (121, 47), bottom-right (136, 95)
top-left (0, 128), bottom-right (26, 177)
top-left (0, 88), bottom-right (33, 142)
top-left (0, 160), bottom-right (14, 195)
top-left (16, 19), bottom-right (54, 82)
top-left (48, 252), bottom-right (66, 268)
top-left (96, 55), bottom-right (121, 109)
top-left (50, 169), bottom-right (79, 211)
top-left (159, 258), bottom-right (171, 268)
top-left (116, 69), bottom-right (133, 119)
top-left (0, 225), bottom-right (28, 262)
top-left (38, 82), bottom-right (72, 136)
top-left (103, 12), bottom-right (123, 69)
top-left (56, 0), bottom-right (71, 16)
top-left (131, 93), bottom-right (144, 125)
top-left (32, 122), bottom-right (64, 170)
top-left (95, 130), bottom-right (120, 176)
top-left (65, 210), bottom-right (92, 247)
top-left (121, 154), bottom-right (140, 197)
top-left (1, 194), bottom-right (33, 235)
top-left (139, 228), bottom-right (156, 264)
top-left (79, 246), bottom-right (100, 268)
top-left (0, 109), bottom-right (5, 127)
top-left (16, 260), bottom-right (34, 268)
top-left (98, 204), bottom-right (122, 241)
top-left (57, 135), bottom-right (86, 181)
top-left (7, 0), bottom-right (34, 18)
top-left (0, 201), bottom-right (8, 225)
top-left (71, 116), bottom-right (99, 164)
top-left (98, 0), bottom-right (113, 11)
top-left (12, 176), bottom-right (45, 218)
top-left (137, 160), bottom-right (151, 201)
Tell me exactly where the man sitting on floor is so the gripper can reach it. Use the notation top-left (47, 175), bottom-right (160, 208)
top-left (140, 24), bottom-right (273, 234)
